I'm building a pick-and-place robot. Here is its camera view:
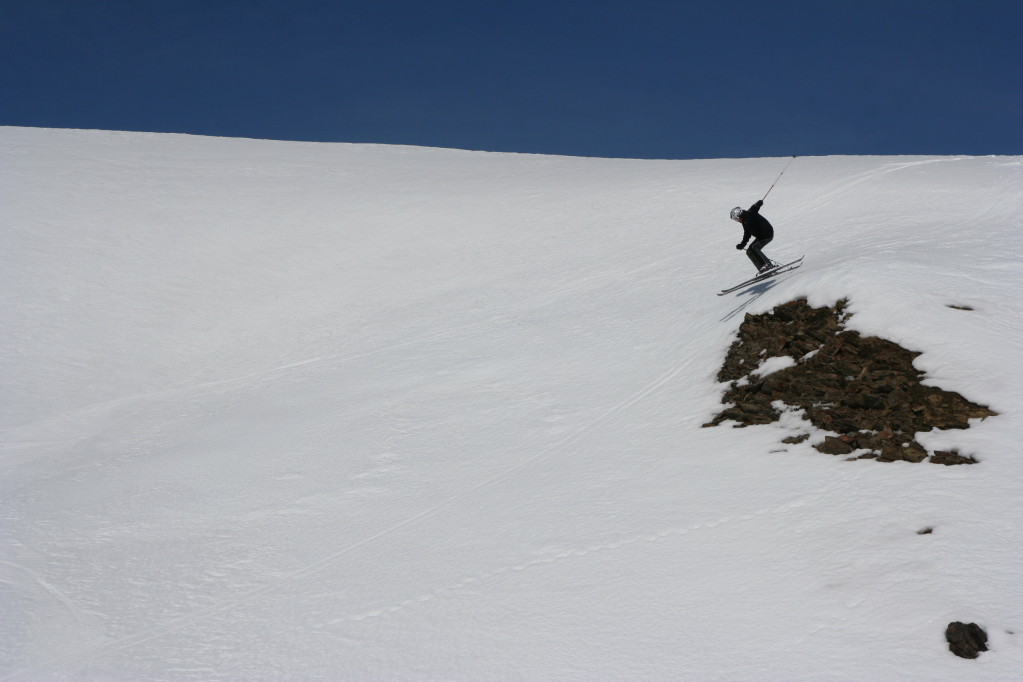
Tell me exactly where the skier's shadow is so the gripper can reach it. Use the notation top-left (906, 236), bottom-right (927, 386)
top-left (719, 278), bottom-right (779, 322)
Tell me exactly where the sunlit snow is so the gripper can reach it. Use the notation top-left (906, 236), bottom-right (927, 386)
top-left (2, 127), bottom-right (1022, 681)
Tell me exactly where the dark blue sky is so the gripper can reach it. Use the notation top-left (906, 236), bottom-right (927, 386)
top-left (2, 0), bottom-right (1020, 159)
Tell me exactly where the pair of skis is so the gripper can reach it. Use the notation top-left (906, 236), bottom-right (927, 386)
top-left (717, 256), bottom-right (804, 295)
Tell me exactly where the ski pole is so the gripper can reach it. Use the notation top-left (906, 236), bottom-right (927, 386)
top-left (762, 155), bottom-right (797, 201)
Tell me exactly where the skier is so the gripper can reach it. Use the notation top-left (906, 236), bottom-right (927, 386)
top-left (730, 199), bottom-right (775, 274)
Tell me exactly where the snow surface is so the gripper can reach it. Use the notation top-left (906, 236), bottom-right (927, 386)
top-left (752, 355), bottom-right (798, 379)
top-left (2, 127), bottom-right (1022, 681)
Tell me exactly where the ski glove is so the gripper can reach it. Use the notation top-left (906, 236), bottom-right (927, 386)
top-left (736, 243), bottom-right (744, 250)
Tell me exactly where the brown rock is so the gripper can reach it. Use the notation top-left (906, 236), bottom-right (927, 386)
top-left (931, 450), bottom-right (979, 466)
top-left (816, 437), bottom-right (854, 456)
top-left (704, 298), bottom-right (996, 465)
top-left (945, 622), bottom-right (988, 659)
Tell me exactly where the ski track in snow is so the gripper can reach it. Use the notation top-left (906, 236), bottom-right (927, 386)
top-left (1, 249), bottom-right (681, 451)
top-left (0, 561), bottom-right (86, 628)
top-left (777, 157), bottom-right (968, 221)
top-left (341, 498), bottom-right (811, 623)
top-left (3, 352), bottom-right (697, 680)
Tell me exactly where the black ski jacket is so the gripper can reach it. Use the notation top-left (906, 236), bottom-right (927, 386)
top-left (737, 199), bottom-right (774, 247)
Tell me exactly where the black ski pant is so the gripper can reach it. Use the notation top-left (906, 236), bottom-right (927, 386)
top-left (745, 236), bottom-right (773, 270)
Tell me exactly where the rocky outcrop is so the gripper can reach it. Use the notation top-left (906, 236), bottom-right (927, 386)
top-left (945, 621), bottom-right (988, 659)
top-left (704, 299), bottom-right (996, 464)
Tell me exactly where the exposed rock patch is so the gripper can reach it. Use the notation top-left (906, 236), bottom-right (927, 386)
top-left (945, 621), bottom-right (988, 659)
top-left (704, 299), bottom-right (996, 464)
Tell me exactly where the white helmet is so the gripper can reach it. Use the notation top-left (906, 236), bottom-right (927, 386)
top-left (730, 207), bottom-right (744, 221)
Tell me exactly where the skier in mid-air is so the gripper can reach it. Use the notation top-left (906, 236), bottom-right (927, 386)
top-left (730, 199), bottom-right (776, 274)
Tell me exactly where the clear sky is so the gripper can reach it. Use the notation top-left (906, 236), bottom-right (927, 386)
top-left (2, 0), bottom-right (1020, 159)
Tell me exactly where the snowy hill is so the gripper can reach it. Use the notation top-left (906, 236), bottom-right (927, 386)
top-left (2, 127), bottom-right (1022, 681)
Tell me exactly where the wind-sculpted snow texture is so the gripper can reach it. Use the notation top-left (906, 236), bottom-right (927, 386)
top-left (2, 128), bottom-right (1022, 681)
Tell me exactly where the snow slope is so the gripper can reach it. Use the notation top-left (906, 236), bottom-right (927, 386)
top-left (2, 127), bottom-right (1022, 681)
